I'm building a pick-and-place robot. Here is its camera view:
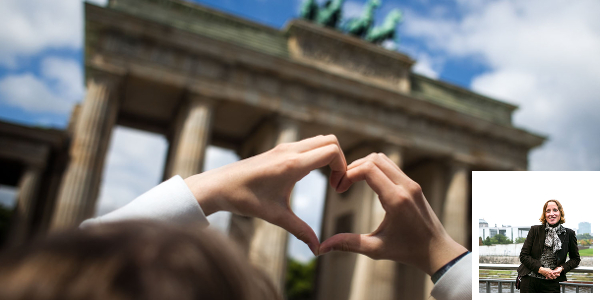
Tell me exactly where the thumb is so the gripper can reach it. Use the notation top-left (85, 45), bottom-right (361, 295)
top-left (275, 211), bottom-right (320, 256)
top-left (319, 233), bottom-right (381, 258)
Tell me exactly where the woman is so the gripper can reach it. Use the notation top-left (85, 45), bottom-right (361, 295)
top-left (518, 199), bottom-right (581, 293)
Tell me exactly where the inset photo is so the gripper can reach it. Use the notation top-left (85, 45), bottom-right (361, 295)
top-left (473, 171), bottom-right (596, 295)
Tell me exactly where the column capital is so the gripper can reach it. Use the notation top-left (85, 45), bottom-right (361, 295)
top-left (85, 67), bottom-right (124, 90)
top-left (446, 158), bottom-right (471, 172)
top-left (186, 92), bottom-right (217, 107)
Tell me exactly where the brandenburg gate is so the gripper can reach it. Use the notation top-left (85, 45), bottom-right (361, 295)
top-left (2, 0), bottom-right (545, 299)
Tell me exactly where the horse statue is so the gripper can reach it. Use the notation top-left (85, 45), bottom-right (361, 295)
top-left (345, 0), bottom-right (381, 38)
top-left (365, 9), bottom-right (402, 45)
top-left (316, 0), bottom-right (346, 29)
top-left (300, 0), bottom-right (319, 21)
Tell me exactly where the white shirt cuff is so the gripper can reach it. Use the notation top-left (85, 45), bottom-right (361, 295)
top-left (80, 175), bottom-right (209, 229)
top-left (431, 252), bottom-right (472, 300)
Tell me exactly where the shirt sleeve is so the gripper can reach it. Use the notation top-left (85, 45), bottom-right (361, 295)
top-left (80, 175), bottom-right (209, 229)
top-left (430, 252), bottom-right (472, 300)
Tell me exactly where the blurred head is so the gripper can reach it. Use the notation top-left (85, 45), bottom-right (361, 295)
top-left (539, 199), bottom-right (565, 225)
top-left (0, 221), bottom-right (279, 300)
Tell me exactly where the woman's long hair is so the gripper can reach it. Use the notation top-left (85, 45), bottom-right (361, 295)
top-left (0, 221), bottom-right (280, 300)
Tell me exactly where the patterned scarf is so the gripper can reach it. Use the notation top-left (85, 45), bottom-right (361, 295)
top-left (545, 223), bottom-right (565, 253)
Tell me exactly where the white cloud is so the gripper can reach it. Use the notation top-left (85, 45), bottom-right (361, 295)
top-left (0, 56), bottom-right (84, 115)
top-left (343, 0), bottom-right (364, 20)
top-left (412, 52), bottom-right (440, 79)
top-left (0, 0), bottom-right (84, 67)
top-left (41, 57), bottom-right (85, 101)
top-left (0, 73), bottom-right (73, 113)
top-left (0, 0), bottom-right (108, 66)
top-left (402, 0), bottom-right (600, 170)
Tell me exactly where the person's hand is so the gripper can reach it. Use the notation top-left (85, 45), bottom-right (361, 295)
top-left (539, 267), bottom-right (557, 280)
top-left (551, 266), bottom-right (563, 278)
top-left (318, 153), bottom-right (467, 276)
top-left (184, 135), bottom-right (347, 255)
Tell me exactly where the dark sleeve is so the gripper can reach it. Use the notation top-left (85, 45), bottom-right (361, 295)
top-left (561, 229), bottom-right (581, 273)
top-left (519, 226), bottom-right (542, 273)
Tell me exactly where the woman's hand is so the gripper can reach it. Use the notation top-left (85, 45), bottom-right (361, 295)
top-left (551, 266), bottom-right (564, 278)
top-left (184, 135), bottom-right (347, 255)
top-left (539, 267), bottom-right (558, 280)
top-left (318, 153), bottom-right (467, 276)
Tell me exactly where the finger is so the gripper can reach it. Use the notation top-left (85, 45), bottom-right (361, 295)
top-left (347, 156), bottom-right (368, 170)
top-left (348, 154), bottom-right (409, 186)
top-left (319, 233), bottom-right (381, 258)
top-left (275, 211), bottom-right (320, 256)
top-left (378, 153), bottom-right (402, 172)
top-left (294, 135), bottom-right (335, 152)
top-left (337, 159), bottom-right (396, 196)
top-left (299, 143), bottom-right (347, 189)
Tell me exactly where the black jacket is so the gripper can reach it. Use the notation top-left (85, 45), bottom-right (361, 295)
top-left (518, 224), bottom-right (581, 281)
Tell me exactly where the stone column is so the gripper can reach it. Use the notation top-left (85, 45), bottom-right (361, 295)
top-left (164, 95), bottom-right (214, 179)
top-left (50, 71), bottom-right (121, 230)
top-left (442, 162), bottom-right (470, 248)
top-left (9, 167), bottom-right (42, 245)
top-left (248, 118), bottom-right (299, 294)
top-left (349, 145), bottom-right (403, 300)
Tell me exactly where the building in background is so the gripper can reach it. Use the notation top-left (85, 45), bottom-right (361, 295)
top-left (479, 223), bottom-right (530, 242)
top-left (1, 0), bottom-right (546, 299)
top-left (578, 221), bottom-right (592, 235)
top-left (479, 218), bottom-right (489, 228)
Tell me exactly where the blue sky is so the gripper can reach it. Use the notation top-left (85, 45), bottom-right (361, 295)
top-left (1, 0), bottom-right (599, 261)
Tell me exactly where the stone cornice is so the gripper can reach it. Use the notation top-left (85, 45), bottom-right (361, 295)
top-left (412, 73), bottom-right (518, 111)
top-left (0, 120), bottom-right (67, 149)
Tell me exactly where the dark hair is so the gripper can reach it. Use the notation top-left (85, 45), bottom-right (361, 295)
top-left (539, 199), bottom-right (566, 225)
top-left (0, 221), bottom-right (280, 300)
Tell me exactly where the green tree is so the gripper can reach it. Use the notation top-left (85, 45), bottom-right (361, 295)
top-left (493, 233), bottom-right (511, 244)
top-left (483, 236), bottom-right (492, 246)
top-left (514, 237), bottom-right (526, 244)
top-left (577, 233), bottom-right (593, 241)
top-left (286, 258), bottom-right (316, 300)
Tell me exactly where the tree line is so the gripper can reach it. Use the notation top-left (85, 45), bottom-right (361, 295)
top-left (481, 232), bottom-right (594, 246)
top-left (481, 234), bottom-right (526, 245)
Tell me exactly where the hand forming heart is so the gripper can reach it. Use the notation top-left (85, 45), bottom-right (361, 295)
top-left (185, 134), bottom-right (467, 275)
top-left (185, 135), bottom-right (347, 255)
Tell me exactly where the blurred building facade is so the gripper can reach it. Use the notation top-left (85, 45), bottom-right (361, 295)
top-left (578, 221), bottom-right (591, 235)
top-left (0, 0), bottom-right (546, 299)
top-left (0, 121), bottom-right (68, 246)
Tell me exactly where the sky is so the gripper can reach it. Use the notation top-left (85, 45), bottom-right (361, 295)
top-left (473, 171), bottom-right (597, 236)
top-left (1, 0), bottom-right (599, 261)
